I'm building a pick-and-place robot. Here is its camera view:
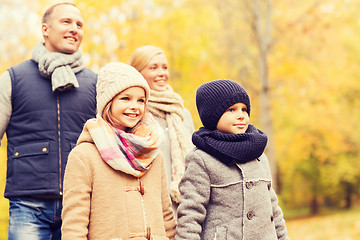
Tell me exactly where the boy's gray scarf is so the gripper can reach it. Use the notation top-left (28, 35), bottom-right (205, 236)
top-left (32, 42), bottom-right (84, 92)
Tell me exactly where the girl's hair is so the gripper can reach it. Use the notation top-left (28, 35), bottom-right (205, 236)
top-left (102, 100), bottom-right (122, 130)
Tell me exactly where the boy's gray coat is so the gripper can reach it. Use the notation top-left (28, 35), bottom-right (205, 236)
top-left (175, 148), bottom-right (290, 240)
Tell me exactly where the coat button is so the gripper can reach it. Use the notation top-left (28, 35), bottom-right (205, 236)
top-left (246, 182), bottom-right (253, 189)
top-left (247, 211), bottom-right (255, 220)
top-left (146, 227), bottom-right (151, 239)
top-left (268, 182), bottom-right (271, 190)
top-left (14, 152), bottom-right (19, 157)
top-left (42, 148), bottom-right (47, 153)
top-left (271, 215), bottom-right (274, 222)
top-left (139, 180), bottom-right (145, 195)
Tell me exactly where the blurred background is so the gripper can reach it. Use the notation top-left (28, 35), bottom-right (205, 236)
top-left (1, 0), bottom-right (360, 239)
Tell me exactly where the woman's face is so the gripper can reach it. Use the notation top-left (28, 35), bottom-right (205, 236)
top-left (140, 53), bottom-right (169, 92)
top-left (110, 87), bottom-right (146, 131)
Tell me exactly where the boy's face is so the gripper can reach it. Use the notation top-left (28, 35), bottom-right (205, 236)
top-left (216, 102), bottom-right (249, 134)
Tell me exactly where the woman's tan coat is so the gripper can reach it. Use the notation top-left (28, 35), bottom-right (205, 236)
top-left (61, 128), bottom-right (176, 240)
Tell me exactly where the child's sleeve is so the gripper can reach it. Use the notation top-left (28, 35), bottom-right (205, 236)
top-left (175, 151), bottom-right (211, 240)
top-left (270, 188), bottom-right (291, 240)
top-left (61, 148), bottom-right (92, 240)
top-left (159, 153), bottom-right (176, 239)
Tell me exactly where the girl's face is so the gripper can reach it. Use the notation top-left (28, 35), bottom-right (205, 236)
top-left (110, 87), bottom-right (146, 131)
top-left (139, 53), bottom-right (169, 92)
top-left (216, 102), bottom-right (249, 134)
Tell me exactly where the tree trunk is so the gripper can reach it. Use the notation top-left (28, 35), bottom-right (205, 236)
top-left (311, 195), bottom-right (319, 214)
top-left (344, 182), bottom-right (352, 209)
top-left (248, 0), bottom-right (279, 192)
top-left (211, 0), bottom-right (278, 191)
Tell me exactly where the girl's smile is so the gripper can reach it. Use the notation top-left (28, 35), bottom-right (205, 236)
top-left (110, 86), bottom-right (146, 131)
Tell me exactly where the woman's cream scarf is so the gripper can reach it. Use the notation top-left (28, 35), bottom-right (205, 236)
top-left (147, 88), bottom-right (193, 202)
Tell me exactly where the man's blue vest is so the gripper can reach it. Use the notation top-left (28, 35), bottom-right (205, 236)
top-left (4, 60), bottom-right (97, 198)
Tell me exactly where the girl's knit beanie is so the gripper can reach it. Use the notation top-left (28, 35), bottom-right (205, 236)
top-left (196, 79), bottom-right (251, 130)
top-left (96, 62), bottom-right (150, 115)
top-left (128, 45), bottom-right (164, 72)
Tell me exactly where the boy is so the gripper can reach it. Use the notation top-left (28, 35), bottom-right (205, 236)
top-left (176, 79), bottom-right (289, 240)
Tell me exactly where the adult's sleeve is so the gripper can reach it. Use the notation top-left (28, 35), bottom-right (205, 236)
top-left (0, 71), bottom-right (12, 143)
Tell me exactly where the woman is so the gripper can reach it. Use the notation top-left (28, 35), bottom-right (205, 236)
top-left (61, 62), bottom-right (176, 239)
top-left (129, 46), bottom-right (194, 206)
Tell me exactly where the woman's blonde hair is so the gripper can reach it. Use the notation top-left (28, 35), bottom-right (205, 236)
top-left (128, 45), bottom-right (165, 72)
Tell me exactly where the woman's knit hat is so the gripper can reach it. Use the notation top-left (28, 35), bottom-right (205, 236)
top-left (128, 45), bottom-right (164, 72)
top-left (196, 79), bottom-right (251, 130)
top-left (96, 62), bottom-right (150, 115)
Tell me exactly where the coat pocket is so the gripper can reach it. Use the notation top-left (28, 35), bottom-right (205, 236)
top-left (12, 141), bottom-right (50, 190)
top-left (13, 141), bottom-right (49, 158)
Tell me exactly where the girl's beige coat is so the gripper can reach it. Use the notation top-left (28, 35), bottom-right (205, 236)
top-left (61, 129), bottom-right (176, 240)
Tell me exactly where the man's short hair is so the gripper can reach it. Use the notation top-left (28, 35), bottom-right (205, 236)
top-left (42, 2), bottom-right (76, 24)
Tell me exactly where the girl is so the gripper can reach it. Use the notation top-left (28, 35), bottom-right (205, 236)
top-left (61, 62), bottom-right (176, 240)
top-left (175, 79), bottom-right (289, 240)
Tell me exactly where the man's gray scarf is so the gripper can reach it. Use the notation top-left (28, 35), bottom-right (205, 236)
top-left (32, 42), bottom-right (84, 92)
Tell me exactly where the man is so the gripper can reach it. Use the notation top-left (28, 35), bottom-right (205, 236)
top-left (0, 3), bottom-right (97, 239)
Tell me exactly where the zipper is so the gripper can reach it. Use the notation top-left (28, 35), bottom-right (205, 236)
top-left (57, 95), bottom-right (62, 195)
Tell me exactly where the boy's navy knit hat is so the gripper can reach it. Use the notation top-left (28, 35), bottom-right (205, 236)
top-left (196, 79), bottom-right (250, 130)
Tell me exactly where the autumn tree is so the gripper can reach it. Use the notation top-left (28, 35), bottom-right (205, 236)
top-left (272, 0), bottom-right (360, 213)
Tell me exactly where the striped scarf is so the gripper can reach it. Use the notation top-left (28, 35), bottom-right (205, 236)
top-left (85, 115), bottom-right (164, 177)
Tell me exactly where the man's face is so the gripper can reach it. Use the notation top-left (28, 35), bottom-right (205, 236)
top-left (42, 4), bottom-right (84, 54)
